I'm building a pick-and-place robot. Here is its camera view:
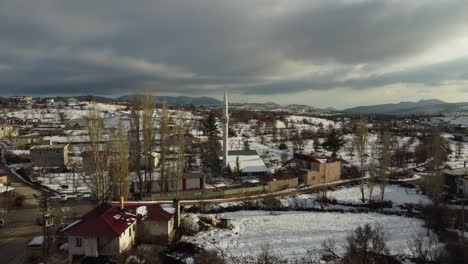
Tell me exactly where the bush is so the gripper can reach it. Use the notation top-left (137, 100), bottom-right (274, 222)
top-left (421, 204), bottom-right (450, 232)
top-left (342, 223), bottom-right (393, 264)
top-left (278, 143), bottom-right (288, 150)
top-left (408, 230), bottom-right (443, 263)
top-left (4, 151), bottom-right (30, 164)
top-left (194, 249), bottom-right (226, 264)
top-left (262, 197), bottom-right (283, 211)
top-left (341, 165), bottom-right (360, 179)
top-left (180, 214), bottom-right (200, 236)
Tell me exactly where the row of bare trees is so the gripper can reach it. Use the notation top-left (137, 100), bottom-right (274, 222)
top-left (83, 93), bottom-right (186, 204)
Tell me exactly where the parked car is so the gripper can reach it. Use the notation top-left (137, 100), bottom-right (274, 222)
top-left (26, 236), bottom-right (44, 260)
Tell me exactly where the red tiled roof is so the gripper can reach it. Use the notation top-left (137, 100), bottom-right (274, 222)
top-left (146, 204), bottom-right (174, 221)
top-left (62, 203), bottom-right (137, 237)
top-left (107, 202), bottom-right (174, 222)
top-left (293, 153), bottom-right (337, 163)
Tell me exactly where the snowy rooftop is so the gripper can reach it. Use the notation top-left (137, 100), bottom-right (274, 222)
top-left (221, 150), bottom-right (268, 173)
top-left (0, 183), bottom-right (14, 194)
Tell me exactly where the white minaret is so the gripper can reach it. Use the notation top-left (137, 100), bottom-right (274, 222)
top-left (222, 90), bottom-right (229, 168)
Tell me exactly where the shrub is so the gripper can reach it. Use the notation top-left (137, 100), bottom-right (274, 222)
top-left (278, 143), bottom-right (288, 150)
top-left (262, 197), bottom-right (283, 211)
top-left (342, 223), bottom-right (392, 264)
top-left (194, 249), bottom-right (226, 264)
top-left (180, 214), bottom-right (200, 236)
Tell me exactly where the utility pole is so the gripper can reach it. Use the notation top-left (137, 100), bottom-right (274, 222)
top-left (39, 192), bottom-right (52, 263)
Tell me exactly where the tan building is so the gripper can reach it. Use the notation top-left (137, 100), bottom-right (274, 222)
top-left (287, 153), bottom-right (341, 185)
top-left (30, 144), bottom-right (69, 168)
top-left (11, 133), bottom-right (43, 148)
top-left (0, 125), bottom-right (18, 139)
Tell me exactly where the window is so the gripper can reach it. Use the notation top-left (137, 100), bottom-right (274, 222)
top-left (75, 237), bottom-right (82, 247)
top-left (129, 227), bottom-right (132, 236)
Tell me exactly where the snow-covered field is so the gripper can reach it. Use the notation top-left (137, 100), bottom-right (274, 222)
top-left (186, 211), bottom-right (428, 262)
top-left (328, 184), bottom-right (431, 205)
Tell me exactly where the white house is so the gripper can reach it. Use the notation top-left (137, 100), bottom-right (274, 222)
top-left (62, 203), bottom-right (137, 258)
top-left (220, 150), bottom-right (269, 177)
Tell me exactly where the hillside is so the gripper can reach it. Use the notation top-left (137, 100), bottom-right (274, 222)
top-left (344, 99), bottom-right (468, 115)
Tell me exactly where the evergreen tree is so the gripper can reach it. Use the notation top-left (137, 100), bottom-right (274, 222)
top-left (200, 111), bottom-right (218, 136)
top-left (323, 127), bottom-right (344, 158)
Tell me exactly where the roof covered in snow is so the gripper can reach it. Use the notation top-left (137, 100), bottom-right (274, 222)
top-left (221, 150), bottom-right (268, 173)
top-left (107, 201), bottom-right (175, 222)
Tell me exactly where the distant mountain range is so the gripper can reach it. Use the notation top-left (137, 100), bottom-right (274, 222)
top-left (343, 99), bottom-right (468, 115)
top-left (116, 95), bottom-right (222, 106)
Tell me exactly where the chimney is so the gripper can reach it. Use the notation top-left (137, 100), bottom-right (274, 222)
top-left (49, 139), bottom-right (53, 146)
top-left (120, 196), bottom-right (124, 211)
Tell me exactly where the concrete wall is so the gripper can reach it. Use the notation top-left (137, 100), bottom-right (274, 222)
top-left (269, 177), bottom-right (298, 192)
top-left (118, 222), bottom-right (136, 253)
top-left (185, 177), bottom-right (202, 190)
top-left (138, 219), bottom-right (174, 244)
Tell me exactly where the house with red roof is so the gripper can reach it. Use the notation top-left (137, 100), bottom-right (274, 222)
top-left (62, 203), bottom-right (137, 258)
top-left (62, 201), bottom-right (177, 258)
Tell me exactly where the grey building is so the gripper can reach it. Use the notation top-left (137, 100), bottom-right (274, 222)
top-left (30, 144), bottom-right (69, 168)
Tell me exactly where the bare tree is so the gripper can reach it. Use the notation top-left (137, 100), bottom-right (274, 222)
top-left (343, 223), bottom-right (388, 264)
top-left (345, 139), bottom-right (356, 160)
top-left (456, 141), bottom-right (464, 161)
top-left (379, 131), bottom-right (391, 202)
top-left (142, 92), bottom-right (156, 194)
top-left (175, 114), bottom-right (185, 195)
top-left (159, 102), bottom-right (169, 194)
top-left (129, 94), bottom-right (142, 197)
top-left (109, 120), bottom-right (130, 200)
top-left (409, 231), bottom-right (442, 263)
top-left (83, 105), bottom-right (111, 204)
top-left (368, 141), bottom-right (377, 202)
top-left (427, 127), bottom-right (447, 205)
top-left (354, 121), bottom-right (369, 202)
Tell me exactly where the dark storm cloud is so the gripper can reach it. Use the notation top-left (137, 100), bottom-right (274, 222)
top-left (239, 57), bottom-right (468, 95)
top-left (0, 0), bottom-right (467, 98)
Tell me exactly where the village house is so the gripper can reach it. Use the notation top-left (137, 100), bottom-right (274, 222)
top-left (62, 201), bottom-right (177, 259)
top-left (0, 125), bottom-right (18, 139)
top-left (62, 203), bottom-right (137, 258)
top-left (11, 133), bottom-right (43, 148)
top-left (30, 143), bottom-right (69, 168)
top-left (443, 167), bottom-right (468, 198)
top-left (286, 153), bottom-right (341, 185)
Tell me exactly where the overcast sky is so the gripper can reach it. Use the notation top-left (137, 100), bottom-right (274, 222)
top-left (1, 0), bottom-right (468, 109)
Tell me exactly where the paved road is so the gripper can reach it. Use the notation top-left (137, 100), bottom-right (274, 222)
top-left (0, 159), bottom-right (93, 263)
